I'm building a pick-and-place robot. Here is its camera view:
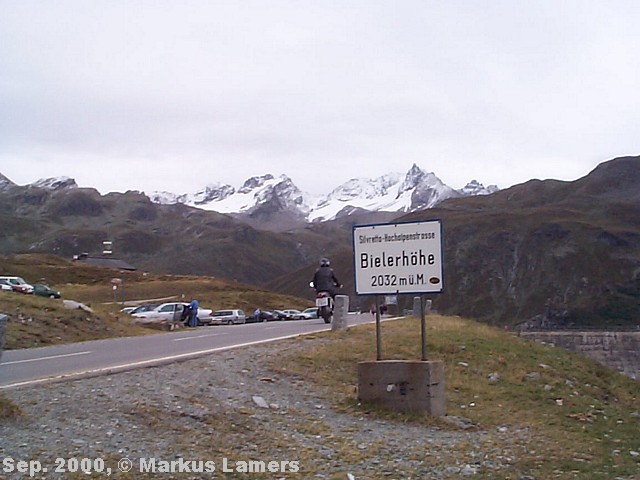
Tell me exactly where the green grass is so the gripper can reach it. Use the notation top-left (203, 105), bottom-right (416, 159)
top-left (0, 395), bottom-right (22, 420)
top-left (0, 292), bottom-right (151, 349)
top-left (269, 315), bottom-right (640, 479)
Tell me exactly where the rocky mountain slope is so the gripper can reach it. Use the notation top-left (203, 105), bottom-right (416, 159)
top-left (1, 155), bottom-right (638, 327)
top-left (272, 155), bottom-right (640, 328)
top-left (0, 183), bottom-right (337, 285)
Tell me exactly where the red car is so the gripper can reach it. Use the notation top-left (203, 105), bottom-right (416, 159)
top-left (0, 276), bottom-right (34, 294)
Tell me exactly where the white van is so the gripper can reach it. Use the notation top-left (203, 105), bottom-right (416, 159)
top-left (210, 309), bottom-right (246, 325)
top-left (0, 276), bottom-right (34, 294)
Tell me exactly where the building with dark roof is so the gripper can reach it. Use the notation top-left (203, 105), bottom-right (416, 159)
top-left (73, 253), bottom-right (136, 271)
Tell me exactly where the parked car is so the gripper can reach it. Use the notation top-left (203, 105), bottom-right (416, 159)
top-left (131, 302), bottom-right (213, 325)
top-left (262, 310), bottom-right (281, 321)
top-left (128, 303), bottom-right (159, 315)
top-left (209, 309), bottom-right (246, 325)
top-left (281, 309), bottom-right (312, 320)
top-left (33, 284), bottom-right (61, 299)
top-left (271, 310), bottom-right (289, 321)
top-left (0, 279), bottom-right (12, 292)
top-left (0, 276), bottom-right (34, 294)
top-left (247, 310), bottom-right (281, 323)
top-left (246, 311), bottom-right (262, 323)
top-left (302, 307), bottom-right (319, 319)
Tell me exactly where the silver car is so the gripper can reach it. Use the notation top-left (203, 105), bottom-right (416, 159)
top-left (210, 309), bottom-right (246, 325)
top-left (131, 302), bottom-right (213, 325)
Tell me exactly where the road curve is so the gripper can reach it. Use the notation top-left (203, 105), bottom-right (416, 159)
top-left (0, 313), bottom-right (382, 390)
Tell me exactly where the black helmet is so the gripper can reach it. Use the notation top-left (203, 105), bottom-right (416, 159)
top-left (320, 257), bottom-right (330, 267)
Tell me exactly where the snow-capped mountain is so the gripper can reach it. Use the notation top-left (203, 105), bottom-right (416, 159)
top-left (150, 164), bottom-right (499, 222)
top-left (30, 176), bottom-right (78, 191)
top-left (0, 174), bottom-right (79, 192)
top-left (308, 166), bottom-right (459, 222)
top-left (151, 174), bottom-right (311, 217)
top-left (0, 173), bottom-right (15, 190)
top-left (459, 179), bottom-right (500, 196)
top-left (4, 167), bottom-right (498, 223)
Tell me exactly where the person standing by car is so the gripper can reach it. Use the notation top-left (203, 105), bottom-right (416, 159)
top-left (311, 258), bottom-right (342, 298)
top-left (181, 304), bottom-right (191, 326)
top-left (188, 299), bottom-right (199, 327)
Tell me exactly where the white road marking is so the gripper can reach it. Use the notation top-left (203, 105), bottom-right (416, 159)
top-left (1, 351), bottom-right (92, 365)
top-left (172, 333), bottom-right (227, 342)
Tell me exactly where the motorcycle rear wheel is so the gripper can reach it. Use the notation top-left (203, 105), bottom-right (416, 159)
top-left (320, 306), bottom-right (332, 324)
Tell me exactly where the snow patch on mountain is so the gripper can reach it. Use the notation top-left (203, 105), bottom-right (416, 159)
top-left (151, 174), bottom-right (311, 216)
top-left (150, 165), bottom-right (499, 221)
top-left (307, 165), bottom-right (463, 221)
top-left (309, 173), bottom-right (403, 221)
top-left (458, 179), bottom-right (499, 196)
top-left (0, 173), bottom-right (15, 191)
top-left (148, 191), bottom-right (182, 205)
top-left (30, 177), bottom-right (78, 191)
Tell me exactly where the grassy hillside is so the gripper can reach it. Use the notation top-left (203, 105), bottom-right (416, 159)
top-left (273, 315), bottom-right (640, 478)
top-left (0, 253), bottom-right (312, 350)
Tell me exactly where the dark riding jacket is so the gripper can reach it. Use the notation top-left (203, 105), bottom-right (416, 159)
top-left (312, 266), bottom-right (341, 295)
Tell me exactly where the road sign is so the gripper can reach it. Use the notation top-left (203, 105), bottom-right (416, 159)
top-left (353, 220), bottom-right (443, 295)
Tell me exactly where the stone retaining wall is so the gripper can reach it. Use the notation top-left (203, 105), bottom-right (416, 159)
top-left (520, 331), bottom-right (640, 380)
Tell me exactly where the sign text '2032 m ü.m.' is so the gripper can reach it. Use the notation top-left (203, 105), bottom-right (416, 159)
top-left (353, 220), bottom-right (444, 295)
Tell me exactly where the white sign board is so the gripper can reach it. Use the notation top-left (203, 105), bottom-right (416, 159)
top-left (353, 220), bottom-right (443, 295)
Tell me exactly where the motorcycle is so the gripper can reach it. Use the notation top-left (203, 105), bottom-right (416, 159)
top-left (315, 290), bottom-right (334, 324)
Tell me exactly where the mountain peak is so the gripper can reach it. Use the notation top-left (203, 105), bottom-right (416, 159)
top-left (192, 183), bottom-right (236, 205)
top-left (150, 166), bottom-right (499, 223)
top-left (30, 176), bottom-right (78, 191)
top-left (0, 172), bottom-right (16, 191)
top-left (239, 174), bottom-right (276, 194)
top-left (459, 180), bottom-right (500, 196)
top-left (399, 164), bottom-right (428, 191)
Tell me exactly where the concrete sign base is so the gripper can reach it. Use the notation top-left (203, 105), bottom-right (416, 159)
top-left (357, 360), bottom-right (446, 416)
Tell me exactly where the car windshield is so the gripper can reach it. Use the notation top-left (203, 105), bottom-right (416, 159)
top-left (132, 304), bottom-right (157, 313)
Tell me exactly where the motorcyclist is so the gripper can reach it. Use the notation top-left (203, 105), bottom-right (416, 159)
top-left (311, 257), bottom-right (342, 297)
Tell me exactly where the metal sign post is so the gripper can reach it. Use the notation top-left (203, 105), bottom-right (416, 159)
top-left (376, 295), bottom-right (382, 361)
top-left (111, 278), bottom-right (122, 304)
top-left (420, 295), bottom-right (427, 361)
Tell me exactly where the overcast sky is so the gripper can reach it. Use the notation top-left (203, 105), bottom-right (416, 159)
top-left (1, 1), bottom-right (639, 196)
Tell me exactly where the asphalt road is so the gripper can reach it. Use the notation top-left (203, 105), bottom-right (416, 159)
top-left (0, 313), bottom-right (379, 390)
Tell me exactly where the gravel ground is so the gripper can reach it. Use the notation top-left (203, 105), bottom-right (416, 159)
top-left (1, 337), bottom-right (537, 480)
